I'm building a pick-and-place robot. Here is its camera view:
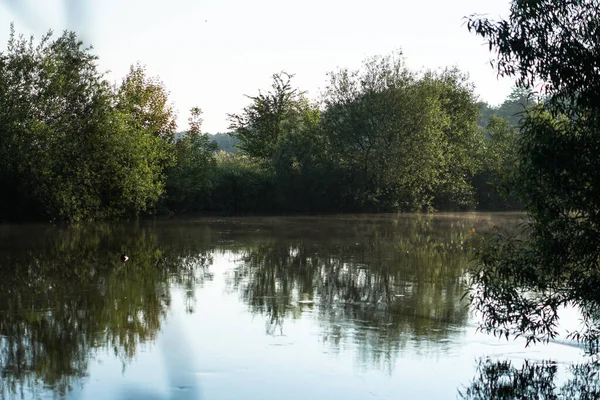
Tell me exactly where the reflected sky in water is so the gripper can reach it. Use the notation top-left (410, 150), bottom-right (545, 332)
top-left (0, 214), bottom-right (590, 399)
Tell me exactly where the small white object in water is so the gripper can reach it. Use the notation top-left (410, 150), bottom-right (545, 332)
top-left (298, 300), bottom-right (315, 304)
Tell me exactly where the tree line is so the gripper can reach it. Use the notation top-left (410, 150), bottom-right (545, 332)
top-left (0, 25), bottom-right (526, 222)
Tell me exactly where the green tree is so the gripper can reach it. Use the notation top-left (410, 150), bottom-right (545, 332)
top-left (116, 63), bottom-right (177, 142)
top-left (467, 0), bottom-right (600, 351)
top-left (472, 116), bottom-right (520, 210)
top-left (0, 27), bottom-right (173, 222)
top-left (321, 53), bottom-right (482, 211)
top-left (468, 1), bottom-right (599, 111)
top-left (478, 87), bottom-right (537, 128)
top-left (495, 87), bottom-right (537, 126)
top-left (226, 72), bottom-right (325, 212)
top-left (228, 72), bottom-right (318, 162)
top-left (477, 101), bottom-right (495, 128)
top-left (164, 106), bottom-right (218, 213)
top-left (271, 121), bottom-right (341, 212)
top-left (210, 153), bottom-right (275, 214)
top-left (425, 68), bottom-right (485, 210)
top-left (320, 52), bottom-right (416, 210)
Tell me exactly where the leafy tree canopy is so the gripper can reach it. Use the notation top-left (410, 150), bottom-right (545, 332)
top-left (467, 0), bottom-right (600, 352)
top-left (228, 72), bottom-right (319, 162)
top-left (0, 26), bottom-right (173, 222)
top-left (321, 52), bottom-right (483, 211)
top-left (467, 0), bottom-right (600, 112)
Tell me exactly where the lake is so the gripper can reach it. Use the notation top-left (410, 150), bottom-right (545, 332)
top-left (0, 213), bottom-right (592, 399)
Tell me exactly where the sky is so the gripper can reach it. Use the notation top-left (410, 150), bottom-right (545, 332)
top-left (0, 0), bottom-right (515, 133)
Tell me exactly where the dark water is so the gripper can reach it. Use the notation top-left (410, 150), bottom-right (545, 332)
top-left (0, 214), bottom-right (590, 399)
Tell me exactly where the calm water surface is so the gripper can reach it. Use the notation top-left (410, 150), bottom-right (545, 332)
top-left (0, 214), bottom-right (590, 399)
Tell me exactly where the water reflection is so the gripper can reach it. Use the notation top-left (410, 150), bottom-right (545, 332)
top-left (228, 216), bottom-right (481, 372)
top-left (0, 223), bottom-right (212, 399)
top-left (0, 214), bottom-right (522, 398)
top-left (460, 357), bottom-right (600, 399)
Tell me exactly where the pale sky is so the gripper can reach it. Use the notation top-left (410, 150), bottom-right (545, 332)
top-left (0, 0), bottom-right (515, 133)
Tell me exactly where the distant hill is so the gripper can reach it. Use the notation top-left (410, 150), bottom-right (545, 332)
top-left (174, 132), bottom-right (239, 153)
top-left (210, 133), bottom-right (239, 153)
top-left (478, 87), bottom-right (537, 128)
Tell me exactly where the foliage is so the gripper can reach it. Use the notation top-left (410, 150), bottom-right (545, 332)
top-left (271, 122), bottom-right (342, 212)
top-left (478, 86), bottom-right (537, 128)
top-left (0, 23), bottom-right (522, 221)
top-left (116, 62), bottom-right (177, 142)
top-left (467, 0), bottom-right (600, 351)
top-left (209, 153), bottom-right (275, 214)
top-left (0, 26), bottom-right (173, 222)
top-left (468, 0), bottom-right (600, 112)
top-left (226, 72), bottom-right (333, 213)
top-left (425, 68), bottom-right (485, 210)
top-left (163, 107), bottom-right (218, 213)
top-left (321, 53), bottom-right (483, 211)
top-left (228, 72), bottom-right (319, 162)
top-left (320, 52), bottom-right (417, 210)
top-left (472, 116), bottom-right (521, 210)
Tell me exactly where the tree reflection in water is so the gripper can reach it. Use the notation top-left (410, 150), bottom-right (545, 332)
top-left (227, 214), bottom-right (504, 372)
top-left (0, 214), bottom-right (526, 398)
top-left (0, 222), bottom-right (212, 399)
top-left (459, 357), bottom-right (600, 399)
